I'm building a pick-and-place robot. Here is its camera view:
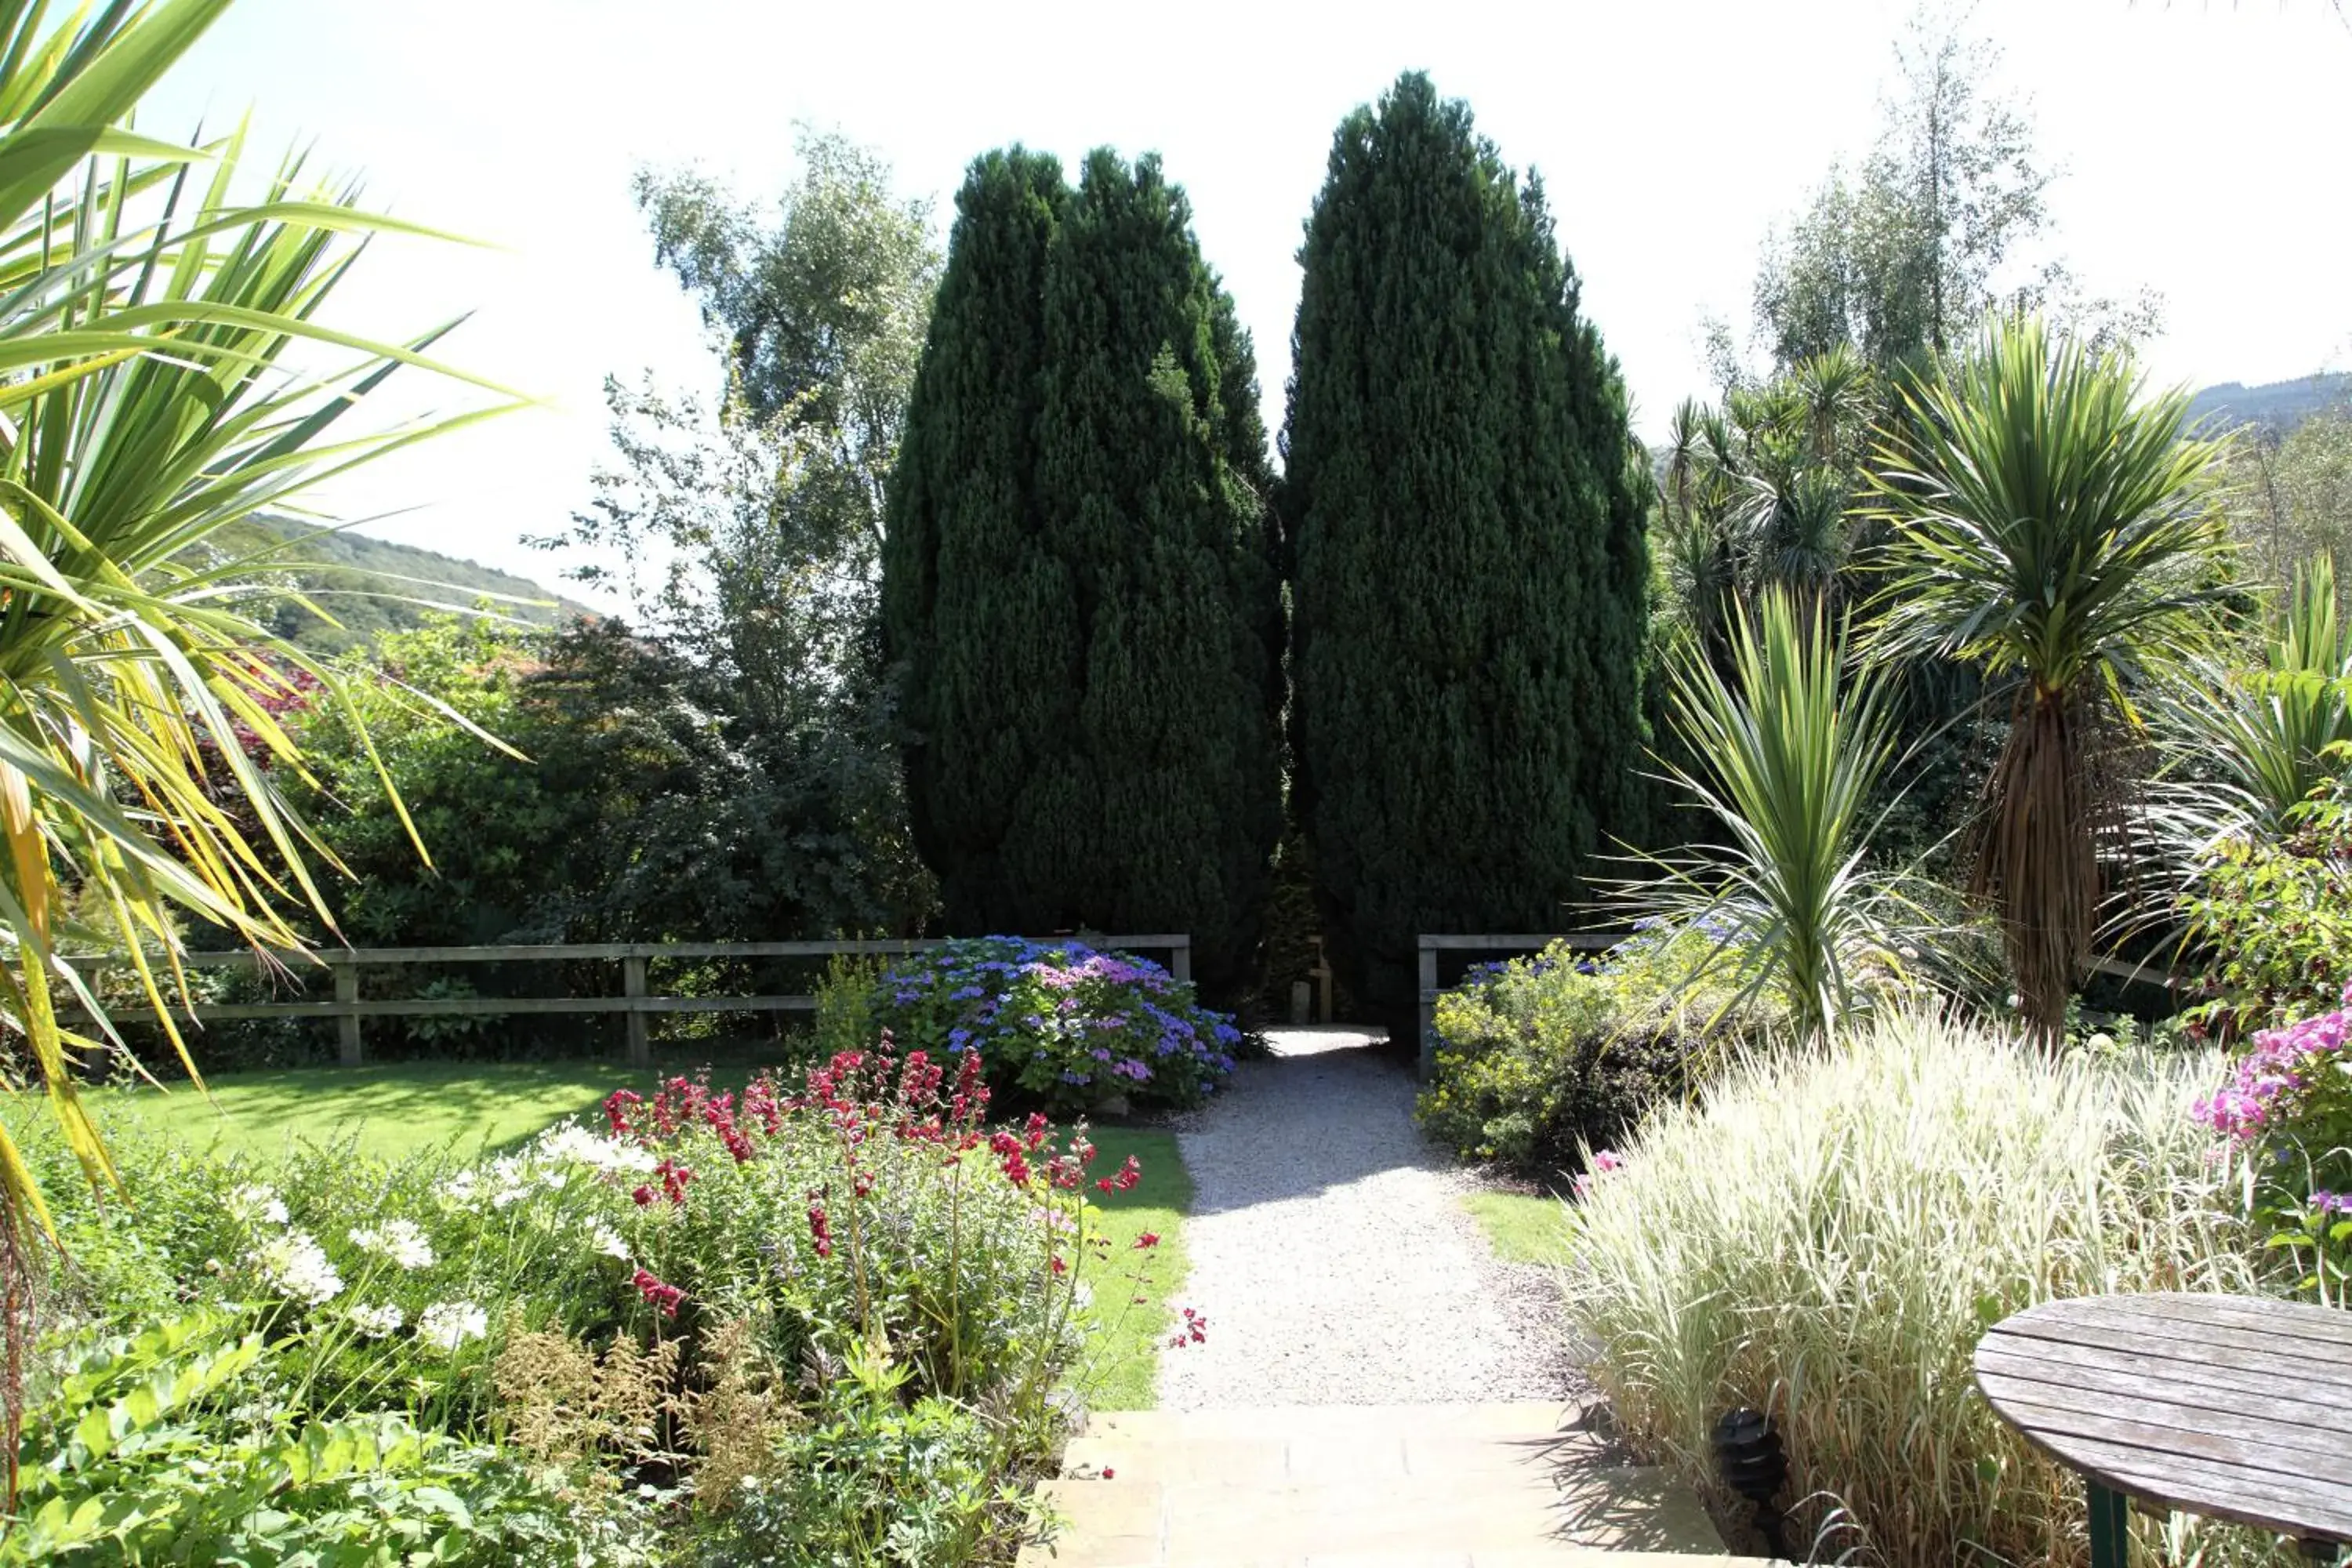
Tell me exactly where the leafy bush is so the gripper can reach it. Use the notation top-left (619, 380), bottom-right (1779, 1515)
top-left (2196, 987), bottom-right (2352, 1303)
top-left (2176, 782), bottom-right (2352, 1040)
top-left (1562, 1011), bottom-right (2286, 1568)
top-left (1416, 923), bottom-right (1782, 1174)
top-left (7, 1310), bottom-right (594, 1566)
top-left (856, 937), bottom-right (1242, 1115)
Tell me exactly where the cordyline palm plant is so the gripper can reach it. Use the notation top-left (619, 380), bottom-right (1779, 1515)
top-left (0, 0), bottom-right (513, 1367)
top-left (1867, 315), bottom-right (2232, 1047)
top-left (1616, 587), bottom-right (1920, 1046)
top-left (2154, 557), bottom-right (2352, 851)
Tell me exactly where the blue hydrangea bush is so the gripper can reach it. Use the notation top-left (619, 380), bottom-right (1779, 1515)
top-left (866, 936), bottom-right (1241, 1114)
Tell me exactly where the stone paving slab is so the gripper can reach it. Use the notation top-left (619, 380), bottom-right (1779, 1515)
top-left (1020, 1404), bottom-right (1746, 1568)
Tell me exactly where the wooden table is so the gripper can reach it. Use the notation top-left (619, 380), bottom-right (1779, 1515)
top-left (1975, 1292), bottom-right (2352, 1568)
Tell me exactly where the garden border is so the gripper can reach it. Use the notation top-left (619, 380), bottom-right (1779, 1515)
top-left (85, 935), bottom-right (1192, 1069)
top-left (1415, 938), bottom-right (2187, 1077)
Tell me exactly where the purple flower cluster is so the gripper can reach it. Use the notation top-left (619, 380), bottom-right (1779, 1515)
top-left (2192, 984), bottom-right (2352, 1145)
top-left (867, 936), bottom-right (1241, 1116)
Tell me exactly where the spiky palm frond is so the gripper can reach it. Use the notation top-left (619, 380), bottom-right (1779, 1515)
top-left (2152, 557), bottom-right (2352, 857)
top-left (0, 0), bottom-right (518, 1250)
top-left (1866, 315), bottom-right (2232, 1044)
top-left (1616, 588), bottom-right (1921, 1046)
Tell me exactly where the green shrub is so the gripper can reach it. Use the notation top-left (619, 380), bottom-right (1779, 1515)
top-left (1416, 924), bottom-right (1780, 1175)
top-left (5, 1309), bottom-right (603, 1566)
top-left (1561, 1010), bottom-right (2289, 1568)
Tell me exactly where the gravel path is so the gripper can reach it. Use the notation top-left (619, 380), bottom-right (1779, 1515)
top-left (1157, 1028), bottom-right (1577, 1409)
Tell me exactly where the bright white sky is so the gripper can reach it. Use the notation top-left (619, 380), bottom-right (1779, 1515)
top-left (145, 0), bottom-right (2352, 607)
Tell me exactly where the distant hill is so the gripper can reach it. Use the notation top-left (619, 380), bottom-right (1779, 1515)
top-left (204, 518), bottom-right (597, 658)
top-left (2184, 372), bottom-right (2350, 434)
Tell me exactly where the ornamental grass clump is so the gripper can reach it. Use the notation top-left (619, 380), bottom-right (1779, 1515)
top-left (1561, 1011), bottom-right (2281, 1568)
top-left (859, 936), bottom-right (1242, 1113)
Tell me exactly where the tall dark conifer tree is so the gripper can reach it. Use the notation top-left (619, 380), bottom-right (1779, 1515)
top-left (1281, 72), bottom-right (1653, 1020)
top-left (883, 148), bottom-right (1281, 993)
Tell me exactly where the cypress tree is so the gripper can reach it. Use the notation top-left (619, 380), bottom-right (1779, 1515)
top-left (1282, 72), bottom-right (1653, 1020)
top-left (883, 148), bottom-right (1282, 993)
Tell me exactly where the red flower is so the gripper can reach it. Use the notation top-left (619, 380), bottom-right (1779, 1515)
top-left (1101, 1467), bottom-right (1115, 1480)
top-left (807, 1198), bottom-right (834, 1258)
top-left (631, 1267), bottom-right (684, 1317)
top-left (655, 1159), bottom-right (695, 1204)
top-left (604, 1089), bottom-right (643, 1137)
top-left (1051, 1254), bottom-right (1067, 1275)
top-left (1133, 1232), bottom-right (1160, 1249)
top-left (630, 1184), bottom-right (656, 1207)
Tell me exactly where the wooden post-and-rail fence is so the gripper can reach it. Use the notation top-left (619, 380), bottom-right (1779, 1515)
top-left (93, 935), bottom-right (1193, 1070)
top-left (1414, 932), bottom-right (2190, 1079)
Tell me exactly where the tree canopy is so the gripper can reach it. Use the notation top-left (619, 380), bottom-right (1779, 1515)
top-left (1281, 71), bottom-right (1653, 1019)
top-left (884, 147), bottom-right (1282, 993)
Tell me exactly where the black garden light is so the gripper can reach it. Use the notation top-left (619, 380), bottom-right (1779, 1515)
top-left (1712, 1406), bottom-right (1791, 1561)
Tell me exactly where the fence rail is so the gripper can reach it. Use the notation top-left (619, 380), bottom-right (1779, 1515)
top-left (86, 935), bottom-right (1192, 1069)
top-left (1414, 933), bottom-right (2190, 1077)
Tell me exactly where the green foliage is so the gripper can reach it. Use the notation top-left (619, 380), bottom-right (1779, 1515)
top-left (2177, 783), bottom-right (2352, 1039)
top-left (250, 615), bottom-right (932, 1062)
top-left (843, 937), bottom-right (1240, 1115)
top-left (2156, 560), bottom-right (2352, 856)
top-left (1563, 1010), bottom-right (2286, 1568)
top-left (703, 1341), bottom-right (1011, 1567)
top-left (1622, 590), bottom-right (1922, 1044)
top-left (884, 147), bottom-right (1283, 995)
top-left (1417, 925), bottom-right (1779, 1175)
top-left (1868, 315), bottom-right (2235, 1042)
top-left (1281, 71), bottom-right (1652, 1019)
top-left (5, 1310), bottom-right (597, 1566)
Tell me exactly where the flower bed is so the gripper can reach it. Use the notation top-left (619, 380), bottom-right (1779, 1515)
top-left (9, 1044), bottom-right (1175, 1565)
top-left (860, 936), bottom-right (1242, 1114)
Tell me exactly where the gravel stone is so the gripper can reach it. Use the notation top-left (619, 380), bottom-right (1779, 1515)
top-left (1157, 1028), bottom-right (1579, 1409)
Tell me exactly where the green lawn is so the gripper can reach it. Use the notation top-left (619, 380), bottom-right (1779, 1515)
top-left (9, 1059), bottom-right (1193, 1408)
top-left (1463, 1188), bottom-right (1572, 1265)
top-left (9, 1060), bottom-right (632, 1162)
top-left (1069, 1125), bottom-right (1192, 1411)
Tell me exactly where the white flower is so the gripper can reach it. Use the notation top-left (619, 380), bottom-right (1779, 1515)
top-left (488, 1155), bottom-right (532, 1209)
top-left (349, 1219), bottom-right (434, 1272)
top-left (438, 1170), bottom-right (481, 1205)
top-left (252, 1231), bottom-right (343, 1305)
top-left (535, 1122), bottom-right (654, 1175)
top-left (417, 1300), bottom-right (488, 1352)
top-left (347, 1301), bottom-right (405, 1338)
top-left (588, 1222), bottom-right (630, 1261)
top-left (229, 1184), bottom-right (289, 1227)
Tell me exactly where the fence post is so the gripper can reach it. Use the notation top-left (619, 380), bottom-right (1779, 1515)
top-left (623, 954), bottom-right (650, 1069)
top-left (1170, 937), bottom-right (1192, 986)
top-left (1416, 939), bottom-right (1439, 1080)
top-left (334, 964), bottom-right (363, 1068)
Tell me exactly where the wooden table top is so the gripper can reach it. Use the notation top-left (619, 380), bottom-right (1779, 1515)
top-left (1974, 1292), bottom-right (2352, 1546)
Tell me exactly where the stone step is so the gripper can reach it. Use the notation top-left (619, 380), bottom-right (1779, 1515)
top-left (1019, 1403), bottom-right (1751, 1568)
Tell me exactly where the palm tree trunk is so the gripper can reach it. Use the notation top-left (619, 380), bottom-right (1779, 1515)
top-left (1974, 685), bottom-right (2099, 1047)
